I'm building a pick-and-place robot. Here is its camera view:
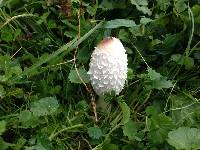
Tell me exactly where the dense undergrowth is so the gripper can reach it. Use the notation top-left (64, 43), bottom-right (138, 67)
top-left (0, 0), bottom-right (200, 149)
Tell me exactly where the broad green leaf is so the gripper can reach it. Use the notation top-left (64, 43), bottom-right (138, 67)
top-left (145, 106), bottom-right (158, 116)
top-left (130, 0), bottom-right (148, 6)
top-left (150, 114), bottom-right (174, 130)
top-left (77, 100), bottom-right (89, 111)
top-left (136, 6), bottom-right (151, 15)
top-left (30, 97), bottom-right (59, 117)
top-left (119, 101), bottom-right (131, 125)
top-left (170, 94), bottom-right (200, 126)
top-left (130, 0), bottom-right (151, 15)
top-left (171, 54), bottom-right (194, 68)
top-left (0, 55), bottom-right (11, 70)
top-left (151, 77), bottom-right (173, 90)
top-left (148, 114), bottom-right (175, 144)
top-left (0, 137), bottom-right (10, 150)
top-left (88, 127), bottom-right (103, 139)
top-left (68, 67), bottom-right (90, 84)
top-left (156, 0), bottom-right (171, 11)
top-left (122, 120), bottom-right (138, 141)
top-left (147, 68), bottom-right (173, 89)
top-left (140, 17), bottom-right (153, 25)
top-left (174, 0), bottom-right (187, 13)
top-left (37, 134), bottom-right (53, 150)
top-left (129, 26), bottom-right (144, 36)
top-left (10, 66), bottom-right (22, 76)
top-left (167, 127), bottom-right (200, 149)
top-left (15, 138), bottom-right (26, 150)
top-left (0, 120), bottom-right (6, 135)
top-left (148, 128), bottom-right (168, 145)
top-left (171, 54), bottom-right (183, 63)
top-left (147, 68), bottom-right (161, 80)
top-left (18, 110), bottom-right (40, 128)
top-left (0, 55), bottom-right (22, 83)
top-left (29, 134), bottom-right (53, 150)
top-left (104, 19), bottom-right (136, 29)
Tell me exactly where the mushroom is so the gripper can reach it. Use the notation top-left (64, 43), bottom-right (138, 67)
top-left (88, 37), bottom-right (128, 96)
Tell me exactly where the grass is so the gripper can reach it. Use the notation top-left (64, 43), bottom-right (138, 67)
top-left (0, 0), bottom-right (200, 149)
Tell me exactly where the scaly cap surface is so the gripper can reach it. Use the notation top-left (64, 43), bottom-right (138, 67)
top-left (88, 37), bottom-right (128, 95)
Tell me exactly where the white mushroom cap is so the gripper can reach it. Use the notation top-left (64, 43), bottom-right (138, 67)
top-left (88, 37), bottom-right (128, 95)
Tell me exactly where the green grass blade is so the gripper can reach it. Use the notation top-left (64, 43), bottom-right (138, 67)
top-left (12, 21), bottom-right (103, 81)
top-left (0, 13), bottom-right (37, 30)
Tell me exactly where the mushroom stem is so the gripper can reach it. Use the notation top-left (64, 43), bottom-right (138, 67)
top-left (91, 96), bottom-right (98, 122)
